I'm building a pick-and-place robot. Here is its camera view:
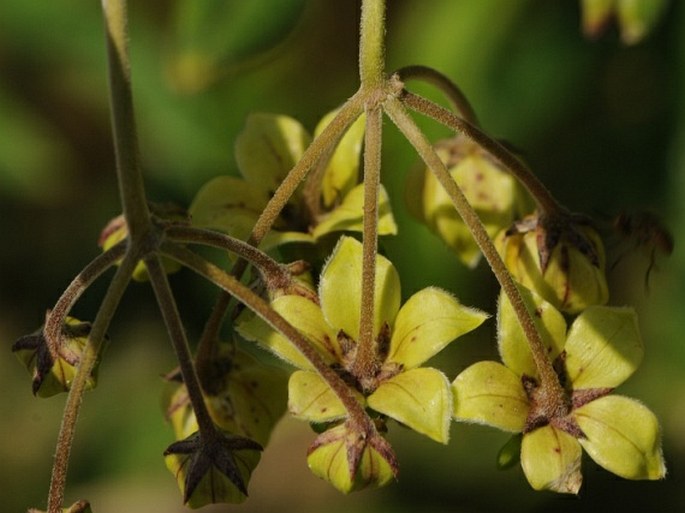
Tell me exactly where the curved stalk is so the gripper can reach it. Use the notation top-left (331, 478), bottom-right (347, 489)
top-left (399, 89), bottom-right (563, 215)
top-left (395, 65), bottom-right (478, 125)
top-left (165, 225), bottom-right (292, 287)
top-left (384, 97), bottom-right (566, 404)
top-left (161, 245), bottom-right (371, 428)
top-left (353, 105), bottom-right (383, 382)
top-left (44, 241), bottom-right (126, 363)
top-left (47, 250), bottom-right (138, 513)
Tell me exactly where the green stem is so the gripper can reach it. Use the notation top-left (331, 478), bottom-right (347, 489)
top-left (162, 245), bottom-right (371, 428)
top-left (353, 105), bottom-right (383, 384)
top-left (399, 89), bottom-right (563, 215)
top-left (44, 241), bottom-right (126, 364)
top-left (145, 255), bottom-right (218, 439)
top-left (102, 0), bottom-right (151, 238)
top-left (395, 65), bottom-right (478, 125)
top-left (46, 250), bottom-right (137, 513)
top-left (359, 0), bottom-right (386, 87)
top-left (384, 97), bottom-right (565, 401)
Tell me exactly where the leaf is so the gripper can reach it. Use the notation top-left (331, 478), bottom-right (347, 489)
top-left (575, 395), bottom-right (666, 480)
top-left (236, 295), bottom-right (340, 370)
top-left (319, 236), bottom-right (401, 341)
top-left (314, 110), bottom-right (366, 208)
top-left (387, 286), bottom-right (487, 369)
top-left (452, 361), bottom-right (528, 432)
top-left (520, 425), bottom-right (583, 494)
top-left (564, 306), bottom-right (643, 389)
top-left (497, 285), bottom-right (566, 379)
top-left (368, 367), bottom-right (452, 443)
top-left (234, 113), bottom-right (311, 195)
top-left (312, 183), bottom-right (397, 239)
top-left (288, 370), bottom-right (362, 423)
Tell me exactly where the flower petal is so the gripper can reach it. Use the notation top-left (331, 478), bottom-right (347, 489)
top-left (387, 287), bottom-right (487, 368)
top-left (235, 113), bottom-right (311, 194)
top-left (452, 361), bottom-right (528, 432)
top-left (236, 295), bottom-right (339, 370)
top-left (319, 236), bottom-right (401, 340)
top-left (314, 109), bottom-right (366, 208)
top-left (189, 176), bottom-right (268, 238)
top-left (564, 306), bottom-right (644, 389)
top-left (575, 395), bottom-right (666, 480)
top-left (497, 285), bottom-right (566, 378)
top-left (521, 426), bottom-right (583, 494)
top-left (312, 183), bottom-right (397, 239)
top-left (288, 370), bottom-right (362, 423)
top-left (367, 367), bottom-right (452, 443)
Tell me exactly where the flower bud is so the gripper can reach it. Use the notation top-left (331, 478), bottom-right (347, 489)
top-left (12, 316), bottom-right (100, 397)
top-left (406, 135), bottom-right (526, 268)
top-left (496, 212), bottom-right (609, 313)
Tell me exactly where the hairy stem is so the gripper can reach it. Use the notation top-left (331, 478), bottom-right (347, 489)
top-left (47, 250), bottom-right (137, 513)
top-left (400, 89), bottom-right (563, 215)
top-left (162, 245), bottom-right (370, 428)
top-left (166, 226), bottom-right (291, 286)
top-left (145, 255), bottom-right (218, 439)
top-left (353, 105), bottom-right (383, 382)
top-left (44, 241), bottom-right (126, 363)
top-left (395, 65), bottom-right (478, 125)
top-left (384, 97), bottom-right (565, 401)
top-left (359, 0), bottom-right (386, 87)
top-left (102, 0), bottom-right (151, 238)
top-left (194, 91), bottom-right (366, 367)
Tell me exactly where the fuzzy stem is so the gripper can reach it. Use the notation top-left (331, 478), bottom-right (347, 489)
top-left (44, 241), bottom-right (126, 363)
top-left (162, 245), bottom-right (371, 428)
top-left (102, 0), bottom-right (151, 238)
top-left (46, 250), bottom-right (137, 513)
top-left (352, 105), bottom-right (383, 382)
top-left (193, 91), bottom-right (366, 368)
top-left (359, 0), bottom-right (386, 87)
top-left (395, 65), bottom-right (478, 125)
top-left (246, 91), bottom-right (365, 247)
top-left (166, 226), bottom-right (291, 285)
top-left (145, 255), bottom-right (218, 438)
top-left (400, 89), bottom-right (563, 215)
top-left (384, 97), bottom-right (565, 400)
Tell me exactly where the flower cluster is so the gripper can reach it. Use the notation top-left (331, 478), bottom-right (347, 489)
top-left (452, 286), bottom-right (665, 492)
top-left (238, 236), bottom-right (487, 491)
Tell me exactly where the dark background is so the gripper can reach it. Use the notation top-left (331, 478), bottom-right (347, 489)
top-left (1, 1), bottom-right (683, 511)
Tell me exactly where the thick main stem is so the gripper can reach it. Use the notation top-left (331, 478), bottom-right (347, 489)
top-left (46, 251), bottom-right (137, 513)
top-left (359, 0), bottom-right (386, 87)
top-left (102, 0), bottom-right (151, 238)
top-left (384, 97), bottom-right (565, 400)
top-left (353, 106), bottom-right (383, 381)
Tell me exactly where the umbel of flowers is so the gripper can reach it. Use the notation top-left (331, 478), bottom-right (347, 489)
top-left (452, 285), bottom-right (665, 493)
top-left (238, 236), bottom-right (488, 492)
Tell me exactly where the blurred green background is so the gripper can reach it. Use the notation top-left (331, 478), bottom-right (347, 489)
top-left (1, 1), bottom-right (684, 511)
